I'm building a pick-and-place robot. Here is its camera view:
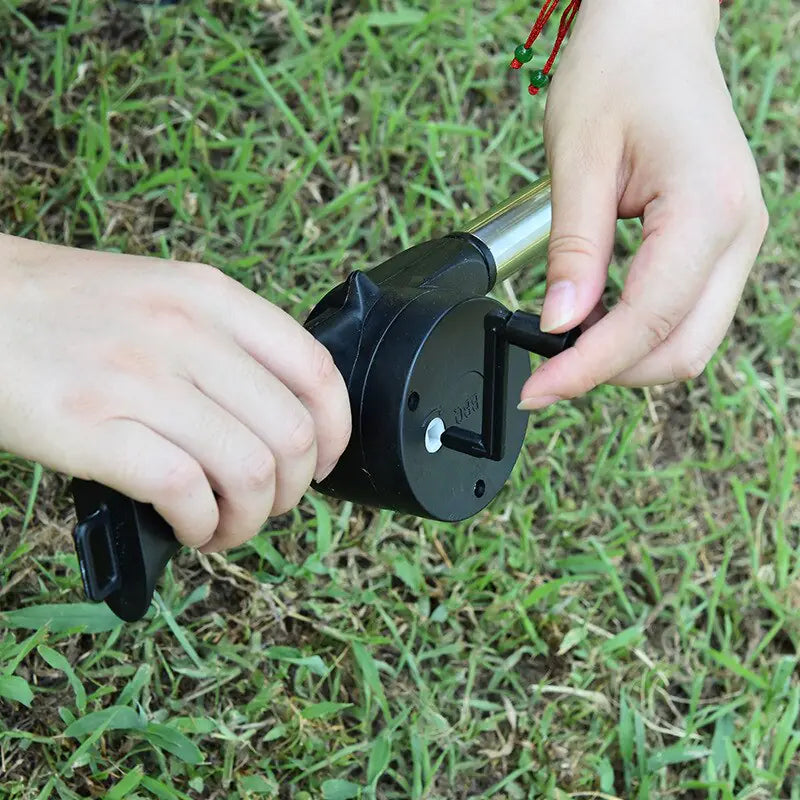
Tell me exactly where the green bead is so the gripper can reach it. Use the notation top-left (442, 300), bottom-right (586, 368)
top-left (529, 69), bottom-right (551, 89)
top-left (514, 44), bottom-right (533, 63)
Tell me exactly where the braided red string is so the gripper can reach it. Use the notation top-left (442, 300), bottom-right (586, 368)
top-left (513, 0), bottom-right (724, 96)
top-left (524, 0), bottom-right (562, 50)
top-left (508, 0), bottom-right (582, 94)
top-left (531, 0), bottom-right (581, 94)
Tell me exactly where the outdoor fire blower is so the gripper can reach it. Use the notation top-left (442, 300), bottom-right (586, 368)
top-left (71, 176), bottom-right (581, 622)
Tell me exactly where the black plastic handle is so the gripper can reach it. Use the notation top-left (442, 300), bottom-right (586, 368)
top-left (440, 309), bottom-right (580, 462)
top-left (71, 479), bottom-right (179, 622)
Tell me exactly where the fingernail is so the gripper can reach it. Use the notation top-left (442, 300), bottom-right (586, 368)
top-left (518, 395), bottom-right (561, 412)
top-left (314, 460), bottom-right (338, 483)
top-left (540, 281), bottom-right (576, 332)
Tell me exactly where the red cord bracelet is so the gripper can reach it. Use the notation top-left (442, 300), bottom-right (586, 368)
top-left (509, 0), bottom-right (580, 95)
top-left (511, 0), bottom-right (724, 96)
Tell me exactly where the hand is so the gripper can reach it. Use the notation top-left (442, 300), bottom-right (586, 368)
top-left (519, 0), bottom-right (769, 410)
top-left (0, 235), bottom-right (351, 552)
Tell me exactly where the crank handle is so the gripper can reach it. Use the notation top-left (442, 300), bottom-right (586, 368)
top-left (440, 309), bottom-right (580, 462)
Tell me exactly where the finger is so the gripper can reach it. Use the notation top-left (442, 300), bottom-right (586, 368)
top-left (112, 376), bottom-right (278, 551)
top-left (519, 196), bottom-right (733, 409)
top-left (77, 418), bottom-right (219, 548)
top-left (540, 139), bottom-right (619, 333)
top-left (612, 216), bottom-right (768, 387)
top-left (185, 335), bottom-right (318, 517)
top-left (238, 313), bottom-right (351, 483)
top-left (190, 270), bottom-right (352, 480)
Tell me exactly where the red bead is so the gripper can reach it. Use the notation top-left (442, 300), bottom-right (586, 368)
top-left (529, 85), bottom-right (540, 96)
top-left (510, 58), bottom-right (522, 70)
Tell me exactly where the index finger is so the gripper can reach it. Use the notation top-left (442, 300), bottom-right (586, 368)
top-left (193, 269), bottom-right (352, 480)
top-left (519, 198), bottom-right (732, 408)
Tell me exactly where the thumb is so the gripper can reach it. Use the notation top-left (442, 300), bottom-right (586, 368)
top-left (540, 158), bottom-right (619, 333)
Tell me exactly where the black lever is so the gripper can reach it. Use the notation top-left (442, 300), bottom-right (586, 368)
top-left (441, 310), bottom-right (579, 461)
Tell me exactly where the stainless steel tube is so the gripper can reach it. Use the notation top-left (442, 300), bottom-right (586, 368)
top-left (464, 175), bottom-right (552, 285)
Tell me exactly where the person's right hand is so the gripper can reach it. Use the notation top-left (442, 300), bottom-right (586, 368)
top-left (0, 234), bottom-right (351, 553)
top-left (518, 0), bottom-right (768, 410)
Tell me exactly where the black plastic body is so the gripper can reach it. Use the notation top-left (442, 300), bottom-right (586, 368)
top-left (305, 234), bottom-right (531, 520)
top-left (69, 232), bottom-right (579, 621)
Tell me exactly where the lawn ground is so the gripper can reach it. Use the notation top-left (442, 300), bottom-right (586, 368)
top-left (0, 1), bottom-right (798, 798)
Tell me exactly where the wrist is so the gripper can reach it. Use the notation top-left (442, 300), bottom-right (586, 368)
top-left (509, 0), bottom-right (722, 97)
top-left (578, 0), bottom-right (720, 38)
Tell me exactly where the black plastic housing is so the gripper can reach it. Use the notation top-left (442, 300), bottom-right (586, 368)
top-left (305, 234), bottom-right (530, 520)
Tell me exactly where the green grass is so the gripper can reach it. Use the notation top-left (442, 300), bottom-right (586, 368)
top-left (0, 0), bottom-right (798, 798)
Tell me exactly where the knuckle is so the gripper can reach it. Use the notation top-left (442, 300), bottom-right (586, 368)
top-left (721, 180), bottom-right (749, 220)
top-left (284, 408), bottom-right (317, 459)
top-left (61, 385), bottom-right (110, 420)
top-left (185, 261), bottom-right (228, 288)
top-left (102, 343), bottom-right (161, 380)
top-left (156, 456), bottom-right (204, 499)
top-left (308, 340), bottom-right (338, 389)
top-left (240, 446), bottom-right (277, 493)
top-left (333, 414), bottom-right (353, 460)
top-left (178, 262), bottom-right (234, 309)
top-left (620, 296), bottom-right (673, 347)
top-left (676, 348), bottom-right (714, 382)
top-left (548, 233), bottom-right (603, 266)
top-left (713, 169), bottom-right (761, 223)
top-left (672, 345), bottom-right (716, 381)
top-left (642, 309), bottom-right (674, 345)
top-left (571, 345), bottom-right (603, 394)
top-left (141, 295), bottom-right (197, 336)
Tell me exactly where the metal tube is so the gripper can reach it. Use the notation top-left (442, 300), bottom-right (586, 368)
top-left (464, 176), bottom-right (552, 285)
